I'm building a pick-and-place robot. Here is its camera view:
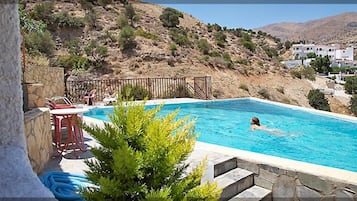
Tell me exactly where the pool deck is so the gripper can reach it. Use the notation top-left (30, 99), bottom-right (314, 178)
top-left (40, 98), bottom-right (357, 188)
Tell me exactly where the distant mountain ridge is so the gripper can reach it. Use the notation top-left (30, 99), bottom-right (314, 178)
top-left (256, 12), bottom-right (357, 45)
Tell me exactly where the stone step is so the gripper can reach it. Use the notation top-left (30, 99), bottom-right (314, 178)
top-left (228, 185), bottom-right (272, 201)
top-left (215, 168), bottom-right (254, 201)
top-left (213, 156), bottom-right (238, 177)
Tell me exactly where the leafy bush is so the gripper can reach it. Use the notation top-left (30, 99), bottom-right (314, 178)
top-left (80, 0), bottom-right (94, 10)
top-left (263, 46), bottom-right (278, 58)
top-left (135, 29), bottom-right (160, 41)
top-left (54, 11), bottom-right (84, 28)
top-left (30, 2), bottom-right (54, 25)
top-left (258, 88), bottom-right (270, 99)
top-left (84, 40), bottom-right (108, 67)
top-left (240, 33), bottom-right (256, 52)
top-left (25, 30), bottom-right (55, 56)
top-left (169, 43), bottom-right (177, 56)
top-left (117, 16), bottom-right (129, 29)
top-left (290, 66), bottom-right (316, 81)
top-left (97, 0), bottom-right (112, 7)
top-left (307, 89), bottom-right (330, 111)
top-left (235, 58), bottom-right (249, 65)
top-left (310, 56), bottom-right (331, 74)
top-left (197, 39), bottom-right (210, 55)
top-left (118, 26), bottom-right (136, 50)
top-left (209, 51), bottom-right (221, 57)
top-left (222, 52), bottom-right (233, 68)
top-left (344, 76), bottom-right (357, 95)
top-left (169, 27), bottom-right (191, 47)
top-left (307, 52), bottom-right (316, 58)
top-left (120, 84), bottom-right (152, 100)
top-left (350, 95), bottom-right (357, 116)
top-left (164, 84), bottom-right (193, 98)
top-left (241, 41), bottom-right (256, 52)
top-left (159, 7), bottom-right (183, 28)
top-left (84, 10), bottom-right (97, 28)
top-left (214, 31), bottom-right (226, 48)
top-left (239, 83), bottom-right (249, 92)
top-left (54, 55), bottom-right (90, 72)
top-left (125, 3), bottom-right (138, 25)
top-left (64, 38), bottom-right (82, 56)
top-left (81, 99), bottom-right (221, 200)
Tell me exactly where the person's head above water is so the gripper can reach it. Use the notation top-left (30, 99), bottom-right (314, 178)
top-left (250, 117), bottom-right (260, 126)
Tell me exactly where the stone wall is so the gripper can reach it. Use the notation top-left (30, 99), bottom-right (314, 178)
top-left (24, 108), bottom-right (53, 173)
top-left (237, 158), bottom-right (357, 201)
top-left (24, 66), bottom-right (64, 99)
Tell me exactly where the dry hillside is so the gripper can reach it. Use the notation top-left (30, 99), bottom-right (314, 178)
top-left (256, 12), bottom-right (357, 45)
top-left (24, 1), bottom-right (352, 115)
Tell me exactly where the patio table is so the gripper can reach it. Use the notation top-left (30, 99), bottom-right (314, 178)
top-left (50, 108), bottom-right (89, 157)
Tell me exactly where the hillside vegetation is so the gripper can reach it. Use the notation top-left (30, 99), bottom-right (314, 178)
top-left (22, 0), bottom-right (352, 115)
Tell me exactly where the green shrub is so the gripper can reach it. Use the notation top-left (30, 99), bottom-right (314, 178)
top-left (310, 56), bottom-right (331, 74)
top-left (81, 99), bottom-right (222, 200)
top-left (64, 38), bottom-right (82, 56)
top-left (80, 0), bottom-right (93, 10)
top-left (290, 66), bottom-right (316, 81)
top-left (197, 39), bottom-right (210, 55)
top-left (104, 30), bottom-right (117, 43)
top-left (209, 51), bottom-right (221, 57)
top-left (307, 89), bottom-right (330, 111)
top-left (350, 95), bottom-right (357, 116)
top-left (159, 7), bottom-right (183, 28)
top-left (117, 16), bottom-right (129, 29)
top-left (84, 40), bottom-right (108, 67)
top-left (135, 29), bottom-right (160, 41)
top-left (97, 0), bottom-right (112, 7)
top-left (54, 11), bottom-right (84, 28)
top-left (25, 30), bottom-right (55, 56)
top-left (263, 46), bottom-right (278, 58)
top-left (239, 83), bottom-right (249, 92)
top-left (30, 2), bottom-right (54, 25)
top-left (344, 76), bottom-right (357, 95)
top-left (301, 66), bottom-right (316, 81)
top-left (169, 27), bottom-right (191, 47)
top-left (118, 26), bottom-right (136, 50)
top-left (164, 84), bottom-right (192, 98)
top-left (84, 10), bottom-right (97, 28)
top-left (242, 41), bottom-right (256, 52)
top-left (120, 84), bottom-right (152, 100)
top-left (235, 58), bottom-right (249, 65)
top-left (258, 88), bottom-right (270, 99)
top-left (214, 31), bottom-right (226, 48)
top-left (54, 55), bottom-right (90, 72)
top-left (169, 43), bottom-right (177, 56)
top-left (125, 3), bottom-right (138, 25)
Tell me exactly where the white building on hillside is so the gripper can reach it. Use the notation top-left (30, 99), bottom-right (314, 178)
top-left (291, 44), bottom-right (345, 61)
top-left (335, 47), bottom-right (354, 61)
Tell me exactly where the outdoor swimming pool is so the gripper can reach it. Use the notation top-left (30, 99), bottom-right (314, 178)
top-left (84, 98), bottom-right (357, 172)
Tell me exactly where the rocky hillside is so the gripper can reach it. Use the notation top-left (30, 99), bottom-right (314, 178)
top-left (24, 1), bottom-right (352, 115)
top-left (256, 12), bottom-right (357, 45)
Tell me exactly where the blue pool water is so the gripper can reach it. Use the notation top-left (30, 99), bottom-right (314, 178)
top-left (84, 99), bottom-right (357, 172)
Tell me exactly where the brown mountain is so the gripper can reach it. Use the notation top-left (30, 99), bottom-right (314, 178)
top-left (256, 12), bottom-right (357, 45)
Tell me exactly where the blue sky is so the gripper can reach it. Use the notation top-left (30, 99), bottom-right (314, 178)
top-left (161, 4), bottom-right (357, 29)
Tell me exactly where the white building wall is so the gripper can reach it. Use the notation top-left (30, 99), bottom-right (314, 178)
top-left (291, 43), bottom-right (353, 62)
top-left (336, 47), bottom-right (354, 61)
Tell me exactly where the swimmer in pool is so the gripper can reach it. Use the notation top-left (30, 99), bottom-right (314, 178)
top-left (250, 116), bottom-right (283, 136)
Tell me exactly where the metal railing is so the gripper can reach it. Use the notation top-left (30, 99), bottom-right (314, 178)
top-left (65, 77), bottom-right (188, 103)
